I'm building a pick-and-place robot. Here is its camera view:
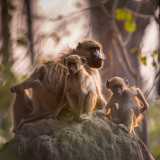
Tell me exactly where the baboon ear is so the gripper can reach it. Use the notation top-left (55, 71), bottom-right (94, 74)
top-left (63, 57), bottom-right (67, 66)
top-left (106, 80), bottom-right (110, 88)
top-left (76, 43), bottom-right (82, 49)
top-left (37, 65), bottom-right (46, 81)
top-left (80, 56), bottom-right (86, 65)
top-left (124, 77), bottom-right (129, 85)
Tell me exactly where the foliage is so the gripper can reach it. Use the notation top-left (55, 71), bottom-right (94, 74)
top-left (137, 53), bottom-right (147, 66)
top-left (115, 8), bottom-right (136, 33)
top-left (148, 103), bottom-right (160, 157)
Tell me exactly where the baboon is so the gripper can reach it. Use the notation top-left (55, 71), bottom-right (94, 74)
top-left (11, 38), bottom-right (106, 132)
top-left (97, 77), bottom-right (149, 133)
top-left (57, 39), bottom-right (107, 110)
top-left (10, 62), bottom-right (68, 133)
top-left (48, 55), bottom-right (98, 121)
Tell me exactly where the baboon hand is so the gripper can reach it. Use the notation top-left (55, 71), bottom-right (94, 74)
top-left (10, 86), bottom-right (15, 93)
top-left (96, 109), bottom-right (107, 116)
top-left (45, 113), bottom-right (56, 120)
top-left (76, 114), bottom-right (91, 122)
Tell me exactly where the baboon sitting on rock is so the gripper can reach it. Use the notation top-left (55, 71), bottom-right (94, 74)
top-left (10, 38), bottom-right (107, 132)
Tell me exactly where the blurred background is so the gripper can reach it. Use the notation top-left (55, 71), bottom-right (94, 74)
top-left (0, 0), bottom-right (159, 159)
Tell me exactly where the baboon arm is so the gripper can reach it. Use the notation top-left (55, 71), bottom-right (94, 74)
top-left (106, 96), bottom-right (115, 110)
top-left (77, 93), bottom-right (86, 117)
top-left (10, 78), bottom-right (33, 93)
top-left (52, 95), bottom-right (67, 118)
top-left (136, 88), bottom-right (149, 114)
top-left (66, 91), bottom-right (77, 113)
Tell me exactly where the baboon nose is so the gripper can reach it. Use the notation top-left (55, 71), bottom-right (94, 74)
top-left (99, 58), bottom-right (103, 62)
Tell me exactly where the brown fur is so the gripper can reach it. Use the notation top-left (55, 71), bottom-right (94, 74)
top-left (97, 77), bottom-right (149, 133)
top-left (10, 61), bottom-right (68, 133)
top-left (57, 39), bottom-right (107, 110)
top-left (11, 38), bottom-right (106, 132)
top-left (48, 55), bottom-right (98, 121)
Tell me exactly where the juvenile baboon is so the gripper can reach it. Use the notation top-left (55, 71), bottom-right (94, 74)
top-left (97, 77), bottom-right (149, 133)
top-left (10, 62), bottom-right (68, 133)
top-left (48, 55), bottom-right (98, 121)
top-left (57, 39), bottom-right (107, 110)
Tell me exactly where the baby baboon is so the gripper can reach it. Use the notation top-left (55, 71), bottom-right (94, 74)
top-left (50, 55), bottom-right (97, 121)
top-left (97, 77), bottom-right (149, 133)
top-left (58, 39), bottom-right (107, 110)
top-left (10, 62), bottom-right (68, 133)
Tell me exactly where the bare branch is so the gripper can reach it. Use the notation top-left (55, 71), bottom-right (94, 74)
top-left (99, 2), bottom-right (137, 80)
top-left (123, 2), bottom-right (142, 45)
top-left (113, 39), bottom-right (132, 79)
top-left (109, 38), bottom-right (114, 78)
top-left (123, 7), bottom-right (154, 19)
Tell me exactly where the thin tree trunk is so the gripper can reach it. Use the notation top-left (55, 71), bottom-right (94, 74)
top-left (1, 0), bottom-right (10, 65)
top-left (25, 0), bottom-right (34, 62)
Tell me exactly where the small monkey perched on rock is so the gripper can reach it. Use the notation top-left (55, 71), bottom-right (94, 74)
top-left (49, 55), bottom-right (98, 121)
top-left (97, 77), bottom-right (149, 133)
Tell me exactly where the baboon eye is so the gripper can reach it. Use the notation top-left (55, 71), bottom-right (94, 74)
top-left (89, 47), bottom-right (95, 51)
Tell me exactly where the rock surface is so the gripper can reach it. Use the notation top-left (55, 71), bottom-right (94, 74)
top-left (0, 112), bottom-right (154, 160)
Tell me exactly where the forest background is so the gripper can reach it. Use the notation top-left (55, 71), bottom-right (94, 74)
top-left (0, 0), bottom-right (159, 159)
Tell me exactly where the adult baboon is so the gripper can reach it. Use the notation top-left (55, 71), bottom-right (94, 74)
top-left (57, 39), bottom-right (107, 110)
top-left (10, 62), bottom-right (68, 133)
top-left (97, 77), bottom-right (149, 133)
top-left (11, 38), bottom-right (106, 132)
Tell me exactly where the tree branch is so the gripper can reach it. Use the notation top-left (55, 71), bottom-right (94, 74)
top-left (113, 39), bottom-right (132, 78)
top-left (123, 7), bottom-right (154, 19)
top-left (99, 2), bottom-right (137, 81)
top-left (123, 2), bottom-right (142, 45)
top-left (108, 38), bottom-right (114, 78)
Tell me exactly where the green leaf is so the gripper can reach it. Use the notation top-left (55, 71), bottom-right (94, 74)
top-left (124, 21), bottom-right (136, 33)
top-left (152, 58), bottom-right (157, 69)
top-left (137, 53), bottom-right (147, 65)
top-left (141, 56), bottom-right (147, 65)
top-left (151, 50), bottom-right (158, 57)
top-left (115, 8), bottom-right (132, 21)
top-left (130, 47), bottom-right (138, 53)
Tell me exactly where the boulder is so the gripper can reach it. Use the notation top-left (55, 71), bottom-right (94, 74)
top-left (0, 112), bottom-right (154, 160)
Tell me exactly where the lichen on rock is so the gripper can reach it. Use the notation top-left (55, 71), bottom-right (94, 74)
top-left (0, 112), bottom-right (154, 160)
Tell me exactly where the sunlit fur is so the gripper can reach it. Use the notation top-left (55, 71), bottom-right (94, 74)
top-left (97, 77), bottom-right (149, 133)
top-left (57, 38), bottom-right (107, 110)
top-left (63, 55), bottom-right (98, 121)
top-left (10, 61), bottom-right (68, 133)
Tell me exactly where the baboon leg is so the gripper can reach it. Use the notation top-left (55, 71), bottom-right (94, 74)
top-left (66, 91), bottom-right (77, 116)
top-left (10, 78), bottom-right (33, 93)
top-left (95, 97), bottom-right (106, 110)
top-left (11, 90), bottom-right (32, 133)
top-left (46, 95), bottom-right (67, 119)
top-left (84, 91), bottom-right (97, 115)
top-left (125, 108), bottom-right (136, 133)
top-left (26, 110), bottom-right (41, 119)
top-left (111, 104), bottom-right (120, 124)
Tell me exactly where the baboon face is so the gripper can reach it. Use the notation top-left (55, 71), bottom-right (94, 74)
top-left (110, 85), bottom-right (124, 97)
top-left (64, 55), bottom-right (86, 75)
top-left (76, 39), bottom-right (104, 69)
top-left (106, 77), bottom-right (128, 97)
top-left (87, 46), bottom-right (104, 68)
